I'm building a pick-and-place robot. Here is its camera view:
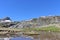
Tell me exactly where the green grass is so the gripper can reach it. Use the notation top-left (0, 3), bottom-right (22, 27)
top-left (22, 26), bottom-right (60, 32)
top-left (36, 26), bottom-right (60, 32)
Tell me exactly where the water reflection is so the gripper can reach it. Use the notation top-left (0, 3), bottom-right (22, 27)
top-left (1, 31), bottom-right (60, 40)
top-left (11, 36), bottom-right (34, 40)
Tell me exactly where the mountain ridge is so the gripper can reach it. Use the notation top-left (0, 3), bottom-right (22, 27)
top-left (0, 16), bottom-right (60, 28)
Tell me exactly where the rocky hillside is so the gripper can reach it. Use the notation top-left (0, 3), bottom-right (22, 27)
top-left (0, 16), bottom-right (60, 28)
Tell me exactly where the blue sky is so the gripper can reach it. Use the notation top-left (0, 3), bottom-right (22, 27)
top-left (0, 0), bottom-right (60, 21)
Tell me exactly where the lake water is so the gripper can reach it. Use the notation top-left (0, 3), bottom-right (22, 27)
top-left (1, 31), bottom-right (60, 40)
top-left (11, 36), bottom-right (34, 40)
top-left (0, 36), bottom-right (34, 40)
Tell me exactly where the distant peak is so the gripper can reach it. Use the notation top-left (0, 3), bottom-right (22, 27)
top-left (3, 17), bottom-right (11, 20)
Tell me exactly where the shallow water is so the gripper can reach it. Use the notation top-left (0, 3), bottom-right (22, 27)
top-left (0, 36), bottom-right (34, 40)
top-left (0, 31), bottom-right (60, 40)
top-left (23, 31), bottom-right (60, 40)
top-left (11, 36), bottom-right (34, 40)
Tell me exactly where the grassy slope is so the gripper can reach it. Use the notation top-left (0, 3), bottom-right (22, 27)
top-left (35, 26), bottom-right (60, 32)
top-left (23, 26), bottom-right (60, 32)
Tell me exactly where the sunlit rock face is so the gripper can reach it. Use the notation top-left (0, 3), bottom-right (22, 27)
top-left (0, 20), bottom-right (12, 23)
top-left (8, 16), bottom-right (60, 28)
top-left (31, 16), bottom-right (60, 26)
top-left (0, 17), bottom-right (14, 28)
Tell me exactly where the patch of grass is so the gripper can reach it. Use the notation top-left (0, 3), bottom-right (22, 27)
top-left (23, 26), bottom-right (60, 32)
top-left (34, 26), bottom-right (60, 32)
